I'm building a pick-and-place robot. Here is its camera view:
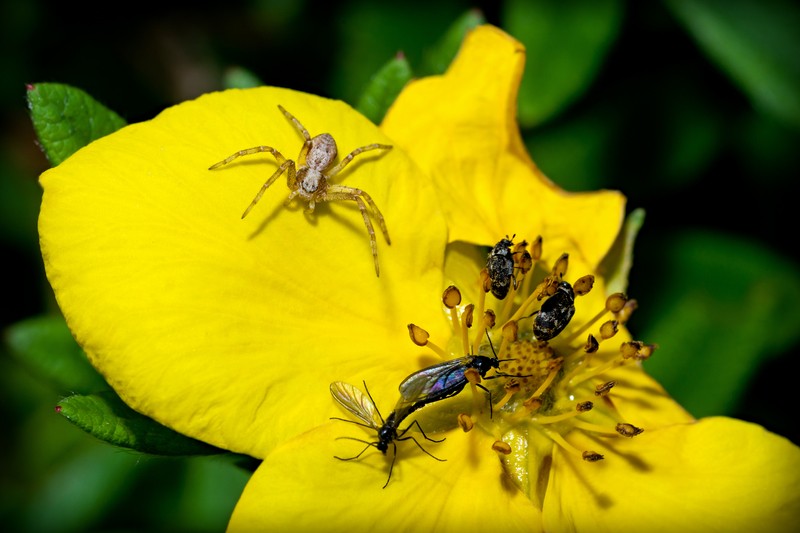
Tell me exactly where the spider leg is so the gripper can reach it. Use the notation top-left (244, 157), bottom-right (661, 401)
top-left (208, 145), bottom-right (286, 170)
top-left (328, 185), bottom-right (390, 244)
top-left (324, 189), bottom-right (379, 277)
top-left (277, 105), bottom-right (312, 162)
top-left (283, 189), bottom-right (300, 207)
top-left (241, 159), bottom-right (295, 219)
top-left (327, 144), bottom-right (392, 178)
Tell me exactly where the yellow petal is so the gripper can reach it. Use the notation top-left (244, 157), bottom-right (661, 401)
top-left (382, 25), bottom-right (626, 268)
top-left (544, 417), bottom-right (800, 533)
top-left (228, 421), bottom-right (542, 532)
top-left (39, 87), bottom-right (448, 458)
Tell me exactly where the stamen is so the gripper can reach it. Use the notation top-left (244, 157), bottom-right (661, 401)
top-left (523, 358), bottom-right (562, 406)
top-left (540, 427), bottom-right (602, 461)
top-left (561, 336), bottom-right (600, 383)
top-left (506, 281), bottom-right (547, 323)
top-left (563, 292), bottom-right (627, 344)
top-left (471, 310), bottom-right (496, 356)
top-left (572, 420), bottom-right (625, 435)
top-left (620, 341), bottom-right (643, 359)
top-left (552, 253), bottom-right (569, 280)
top-left (572, 275), bottom-right (595, 296)
top-left (582, 451), bottom-right (605, 462)
top-left (599, 320), bottom-right (619, 340)
top-left (616, 423), bottom-right (644, 437)
top-left (460, 303), bottom-right (474, 355)
top-left (529, 235), bottom-right (543, 262)
top-left (514, 240), bottom-right (533, 274)
top-left (617, 298), bottom-right (638, 324)
top-left (493, 379), bottom-right (521, 411)
top-left (532, 401), bottom-right (593, 424)
top-left (492, 441), bottom-right (513, 455)
top-left (594, 381), bottom-right (616, 396)
top-left (458, 413), bottom-right (474, 432)
top-left (499, 320), bottom-right (518, 359)
top-left (465, 368), bottom-right (483, 412)
top-left (443, 285), bottom-right (462, 340)
top-left (567, 340), bottom-right (652, 387)
top-left (407, 323), bottom-right (449, 359)
top-left (606, 292), bottom-right (628, 313)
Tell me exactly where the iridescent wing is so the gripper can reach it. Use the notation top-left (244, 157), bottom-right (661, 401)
top-left (394, 356), bottom-right (473, 413)
top-left (330, 381), bottom-right (381, 429)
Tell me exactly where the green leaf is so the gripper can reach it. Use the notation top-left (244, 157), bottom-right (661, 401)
top-left (27, 82), bottom-right (127, 166)
top-left (222, 66), bottom-right (264, 89)
top-left (502, 0), bottom-right (623, 127)
top-left (23, 443), bottom-right (135, 533)
top-left (667, 0), bottom-right (800, 127)
top-left (599, 208), bottom-right (646, 295)
top-left (524, 108), bottom-right (618, 191)
top-left (420, 8), bottom-right (486, 76)
top-left (331, 2), bottom-right (470, 104)
top-left (57, 391), bottom-right (225, 456)
top-left (355, 53), bottom-right (413, 124)
top-left (4, 314), bottom-right (107, 394)
top-left (640, 230), bottom-right (800, 417)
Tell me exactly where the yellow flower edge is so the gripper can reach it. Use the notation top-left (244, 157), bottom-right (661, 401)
top-left (382, 24), bottom-right (626, 269)
top-left (227, 421), bottom-right (542, 532)
top-left (38, 86), bottom-right (448, 458)
top-left (229, 414), bottom-right (800, 532)
top-left (545, 417), bottom-right (800, 533)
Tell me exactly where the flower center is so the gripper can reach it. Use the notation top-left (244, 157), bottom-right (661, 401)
top-left (408, 235), bottom-right (652, 505)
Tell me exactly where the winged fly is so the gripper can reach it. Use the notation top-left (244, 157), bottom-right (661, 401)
top-left (329, 380), bottom-right (444, 488)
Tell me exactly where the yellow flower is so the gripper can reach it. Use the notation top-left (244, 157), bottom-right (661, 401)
top-left (38, 24), bottom-right (800, 533)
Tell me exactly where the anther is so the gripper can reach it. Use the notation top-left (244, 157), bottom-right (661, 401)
top-left (480, 268), bottom-right (492, 293)
top-left (530, 236), bottom-right (543, 262)
top-left (573, 275), bottom-right (595, 296)
top-left (582, 451), bottom-right (605, 462)
top-left (606, 292), bottom-right (628, 313)
top-left (463, 304), bottom-right (475, 328)
top-left (552, 253), bottom-right (569, 280)
top-left (407, 323), bottom-right (448, 359)
top-left (617, 298), bottom-right (638, 324)
top-left (616, 423), bottom-right (644, 437)
top-left (636, 343), bottom-right (657, 360)
top-left (443, 285), bottom-right (462, 308)
top-left (620, 341), bottom-right (644, 359)
top-left (458, 413), bottom-right (474, 432)
top-left (523, 397), bottom-right (543, 412)
top-left (407, 323), bottom-right (429, 346)
top-left (482, 310), bottom-right (496, 329)
top-left (492, 441), bottom-right (512, 455)
top-left (502, 320), bottom-right (518, 342)
top-left (576, 401), bottom-right (594, 413)
top-left (465, 368), bottom-right (481, 385)
top-left (514, 241), bottom-right (533, 274)
top-left (584, 334), bottom-right (599, 354)
top-left (493, 380), bottom-right (521, 411)
top-left (599, 320), bottom-right (619, 340)
top-left (594, 381), bottom-right (616, 396)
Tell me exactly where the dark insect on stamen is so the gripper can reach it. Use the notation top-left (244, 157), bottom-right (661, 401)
top-left (532, 281), bottom-right (576, 341)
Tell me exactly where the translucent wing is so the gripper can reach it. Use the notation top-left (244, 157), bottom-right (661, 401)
top-left (330, 381), bottom-right (381, 429)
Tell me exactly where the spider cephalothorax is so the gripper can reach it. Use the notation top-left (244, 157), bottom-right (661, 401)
top-left (209, 105), bottom-right (392, 276)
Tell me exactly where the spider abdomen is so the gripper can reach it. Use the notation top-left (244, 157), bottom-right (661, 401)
top-left (307, 134), bottom-right (337, 170)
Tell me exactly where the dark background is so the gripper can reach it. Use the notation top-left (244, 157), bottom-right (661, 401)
top-left (2, 1), bottom-right (799, 531)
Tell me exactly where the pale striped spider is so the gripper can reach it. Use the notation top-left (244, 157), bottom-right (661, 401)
top-left (209, 105), bottom-right (392, 276)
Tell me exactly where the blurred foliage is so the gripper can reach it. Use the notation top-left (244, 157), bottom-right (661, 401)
top-left (2, 0), bottom-right (800, 531)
